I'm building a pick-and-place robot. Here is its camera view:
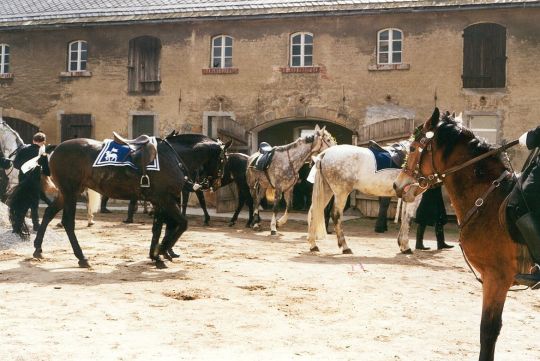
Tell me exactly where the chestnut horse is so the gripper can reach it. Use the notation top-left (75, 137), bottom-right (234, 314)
top-left (393, 108), bottom-right (533, 361)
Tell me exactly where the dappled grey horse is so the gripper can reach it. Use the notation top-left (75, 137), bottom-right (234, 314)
top-left (246, 125), bottom-right (336, 235)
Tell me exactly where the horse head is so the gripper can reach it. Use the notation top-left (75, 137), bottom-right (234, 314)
top-left (0, 117), bottom-right (25, 158)
top-left (394, 107), bottom-right (488, 201)
top-left (311, 124), bottom-right (337, 154)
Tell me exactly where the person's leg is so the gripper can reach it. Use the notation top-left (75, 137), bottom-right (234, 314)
top-left (415, 223), bottom-right (430, 250)
top-left (436, 222), bottom-right (453, 249)
top-left (100, 196), bottom-right (111, 213)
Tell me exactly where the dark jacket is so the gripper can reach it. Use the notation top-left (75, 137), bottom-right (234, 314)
top-left (13, 144), bottom-right (40, 170)
top-left (415, 185), bottom-right (448, 226)
top-left (0, 153), bottom-right (11, 169)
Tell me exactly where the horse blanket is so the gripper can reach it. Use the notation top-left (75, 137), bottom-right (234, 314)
top-left (93, 138), bottom-right (160, 171)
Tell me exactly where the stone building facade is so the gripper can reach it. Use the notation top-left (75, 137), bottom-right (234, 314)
top-left (1, 0), bottom-right (539, 167)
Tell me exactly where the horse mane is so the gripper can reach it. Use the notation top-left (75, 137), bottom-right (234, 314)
top-left (275, 134), bottom-right (314, 152)
top-left (165, 133), bottom-right (216, 145)
top-left (437, 113), bottom-right (509, 177)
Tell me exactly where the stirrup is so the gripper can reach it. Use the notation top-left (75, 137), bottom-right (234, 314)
top-left (515, 264), bottom-right (540, 290)
top-left (140, 175), bottom-right (150, 188)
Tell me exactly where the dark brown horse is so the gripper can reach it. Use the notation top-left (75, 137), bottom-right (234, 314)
top-left (25, 134), bottom-right (227, 268)
top-left (393, 108), bottom-right (534, 361)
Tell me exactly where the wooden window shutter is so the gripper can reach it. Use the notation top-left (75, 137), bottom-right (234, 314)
top-left (463, 23), bottom-right (506, 89)
top-left (128, 36), bottom-right (161, 94)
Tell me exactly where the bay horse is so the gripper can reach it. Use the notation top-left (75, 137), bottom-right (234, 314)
top-left (21, 134), bottom-right (227, 268)
top-left (393, 108), bottom-right (534, 361)
top-left (307, 141), bottom-right (415, 254)
top-left (246, 125), bottom-right (336, 235)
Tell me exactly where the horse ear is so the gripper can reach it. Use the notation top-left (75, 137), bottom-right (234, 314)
top-left (314, 124), bottom-right (321, 131)
top-left (321, 125), bottom-right (326, 132)
top-left (429, 107), bottom-right (440, 128)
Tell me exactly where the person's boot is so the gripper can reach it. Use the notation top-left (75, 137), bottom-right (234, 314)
top-left (415, 224), bottom-right (430, 250)
top-left (514, 212), bottom-right (540, 289)
top-left (436, 224), bottom-right (453, 250)
top-left (100, 197), bottom-right (111, 213)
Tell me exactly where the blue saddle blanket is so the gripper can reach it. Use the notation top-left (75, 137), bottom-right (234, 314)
top-left (369, 148), bottom-right (398, 171)
top-left (93, 138), bottom-right (160, 171)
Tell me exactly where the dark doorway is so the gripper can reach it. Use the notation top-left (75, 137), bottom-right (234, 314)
top-left (61, 114), bottom-right (92, 141)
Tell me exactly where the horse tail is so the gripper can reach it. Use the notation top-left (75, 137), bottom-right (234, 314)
top-left (7, 168), bottom-right (41, 239)
top-left (87, 188), bottom-right (101, 215)
top-left (310, 155), bottom-right (331, 240)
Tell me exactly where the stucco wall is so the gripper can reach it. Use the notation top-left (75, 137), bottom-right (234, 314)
top-left (1, 7), bottom-right (539, 164)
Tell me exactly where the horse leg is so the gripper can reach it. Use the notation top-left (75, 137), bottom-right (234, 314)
top-left (374, 197), bottom-right (391, 233)
top-left (149, 208), bottom-right (166, 269)
top-left (270, 189), bottom-right (282, 235)
top-left (277, 188), bottom-right (293, 228)
top-left (123, 199), bottom-right (137, 223)
top-left (33, 195), bottom-right (64, 259)
top-left (158, 202), bottom-right (188, 266)
top-left (61, 194), bottom-right (90, 268)
top-left (245, 188), bottom-right (254, 228)
top-left (324, 197), bottom-right (334, 234)
top-left (195, 190), bottom-right (210, 226)
top-left (251, 183), bottom-right (264, 231)
top-left (478, 275), bottom-right (512, 361)
top-left (333, 193), bottom-right (352, 254)
top-left (229, 186), bottom-right (244, 227)
top-left (181, 188), bottom-right (189, 217)
top-left (396, 201), bottom-right (413, 254)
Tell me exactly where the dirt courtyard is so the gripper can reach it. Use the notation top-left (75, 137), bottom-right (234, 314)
top-left (0, 209), bottom-right (538, 361)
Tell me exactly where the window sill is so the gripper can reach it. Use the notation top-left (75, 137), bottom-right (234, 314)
top-left (280, 66), bottom-right (321, 74)
top-left (202, 68), bottom-right (239, 75)
top-left (368, 63), bottom-right (410, 71)
top-left (461, 87), bottom-right (507, 95)
top-left (0, 73), bottom-right (14, 79)
top-left (59, 70), bottom-right (92, 78)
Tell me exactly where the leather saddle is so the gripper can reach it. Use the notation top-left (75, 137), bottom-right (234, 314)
top-left (253, 142), bottom-right (275, 171)
top-left (368, 140), bottom-right (407, 169)
top-left (112, 131), bottom-right (157, 188)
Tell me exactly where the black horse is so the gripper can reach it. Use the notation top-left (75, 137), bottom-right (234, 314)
top-left (10, 133), bottom-right (228, 268)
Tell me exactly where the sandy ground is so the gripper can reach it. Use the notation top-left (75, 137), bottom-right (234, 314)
top-left (0, 209), bottom-right (538, 361)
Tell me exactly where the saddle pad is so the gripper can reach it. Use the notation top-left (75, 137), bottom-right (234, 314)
top-left (93, 138), bottom-right (160, 171)
top-left (368, 148), bottom-right (398, 171)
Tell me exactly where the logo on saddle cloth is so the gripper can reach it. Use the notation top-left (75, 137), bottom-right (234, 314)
top-left (93, 138), bottom-right (160, 171)
top-left (368, 140), bottom-right (406, 172)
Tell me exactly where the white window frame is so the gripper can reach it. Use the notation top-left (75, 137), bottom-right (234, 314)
top-left (211, 35), bottom-right (233, 68)
top-left (68, 40), bottom-right (88, 72)
top-left (466, 112), bottom-right (500, 145)
top-left (377, 28), bottom-right (403, 65)
top-left (290, 32), bottom-right (313, 67)
top-left (0, 44), bottom-right (10, 74)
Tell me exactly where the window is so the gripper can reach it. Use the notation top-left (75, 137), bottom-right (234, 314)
top-left (212, 35), bottom-right (233, 68)
top-left (290, 32), bottom-right (313, 67)
top-left (0, 44), bottom-right (10, 74)
top-left (377, 29), bottom-right (402, 65)
top-left (467, 114), bottom-right (499, 144)
top-left (132, 115), bottom-right (154, 137)
top-left (128, 36), bottom-right (161, 94)
top-left (68, 40), bottom-right (87, 72)
top-left (463, 23), bottom-right (506, 88)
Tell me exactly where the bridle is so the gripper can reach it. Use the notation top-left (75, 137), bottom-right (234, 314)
top-left (403, 121), bottom-right (518, 191)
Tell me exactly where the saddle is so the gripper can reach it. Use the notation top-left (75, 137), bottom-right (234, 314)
top-left (112, 131), bottom-right (157, 188)
top-left (253, 142), bottom-right (275, 171)
top-left (368, 140), bottom-right (407, 170)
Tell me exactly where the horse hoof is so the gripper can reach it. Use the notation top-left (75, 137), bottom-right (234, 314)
top-left (87, 222), bottom-right (95, 227)
top-left (270, 230), bottom-right (277, 235)
top-left (342, 248), bottom-right (353, 254)
top-left (123, 219), bottom-right (133, 224)
top-left (374, 228), bottom-right (386, 233)
top-left (33, 249), bottom-right (43, 259)
top-left (203, 221), bottom-right (210, 226)
top-left (78, 259), bottom-right (91, 268)
top-left (310, 246), bottom-right (320, 252)
top-left (402, 248), bottom-right (413, 254)
top-left (167, 250), bottom-right (180, 259)
top-left (155, 260), bottom-right (168, 269)
top-left (228, 222), bottom-right (235, 227)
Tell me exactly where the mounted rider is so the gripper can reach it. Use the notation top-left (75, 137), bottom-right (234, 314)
top-left (515, 126), bottom-right (540, 287)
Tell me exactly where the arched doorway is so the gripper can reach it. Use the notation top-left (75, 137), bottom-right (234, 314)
top-left (3, 117), bottom-right (39, 144)
top-left (255, 119), bottom-right (354, 211)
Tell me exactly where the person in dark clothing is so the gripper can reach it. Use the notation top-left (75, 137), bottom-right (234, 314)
top-left (414, 185), bottom-right (453, 251)
top-left (12, 132), bottom-right (46, 231)
top-left (514, 126), bottom-right (540, 286)
top-left (0, 152), bottom-right (11, 169)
